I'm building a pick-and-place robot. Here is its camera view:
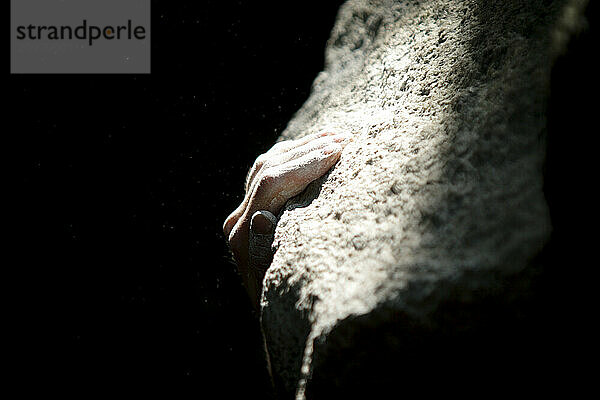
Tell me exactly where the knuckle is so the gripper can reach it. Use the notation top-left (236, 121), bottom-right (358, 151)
top-left (254, 172), bottom-right (277, 198)
top-left (270, 142), bottom-right (287, 152)
top-left (223, 214), bottom-right (236, 236)
top-left (269, 143), bottom-right (283, 151)
top-left (250, 155), bottom-right (266, 174)
top-left (258, 172), bottom-right (277, 189)
top-left (255, 154), bottom-right (267, 166)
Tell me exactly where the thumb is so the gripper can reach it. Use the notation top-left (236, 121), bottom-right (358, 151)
top-left (248, 210), bottom-right (278, 307)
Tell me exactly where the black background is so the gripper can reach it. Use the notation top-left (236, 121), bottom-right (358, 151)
top-left (9, 0), bottom-right (598, 397)
top-left (11, 1), bottom-right (343, 396)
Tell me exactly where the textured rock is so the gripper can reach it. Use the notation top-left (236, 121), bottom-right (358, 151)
top-left (260, 0), bottom-right (589, 398)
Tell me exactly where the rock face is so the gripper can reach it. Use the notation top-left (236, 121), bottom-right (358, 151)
top-left (261, 0), bottom-right (588, 398)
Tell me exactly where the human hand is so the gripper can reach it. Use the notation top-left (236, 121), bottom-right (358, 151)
top-left (223, 132), bottom-right (350, 309)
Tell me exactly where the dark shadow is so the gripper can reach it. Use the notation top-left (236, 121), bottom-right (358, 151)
top-left (281, 173), bottom-right (329, 215)
top-left (261, 275), bottom-right (313, 399)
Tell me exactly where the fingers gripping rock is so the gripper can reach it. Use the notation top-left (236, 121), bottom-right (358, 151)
top-left (223, 131), bottom-right (351, 308)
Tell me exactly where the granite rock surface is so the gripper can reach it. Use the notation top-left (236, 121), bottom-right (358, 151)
top-left (260, 0), bottom-right (589, 397)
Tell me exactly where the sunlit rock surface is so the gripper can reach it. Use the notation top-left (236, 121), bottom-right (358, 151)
top-left (261, 0), bottom-right (588, 397)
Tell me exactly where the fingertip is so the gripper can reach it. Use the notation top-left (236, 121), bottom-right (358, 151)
top-left (332, 134), bottom-right (353, 149)
top-left (323, 143), bottom-right (343, 155)
top-left (332, 133), bottom-right (350, 141)
top-left (318, 131), bottom-right (336, 137)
